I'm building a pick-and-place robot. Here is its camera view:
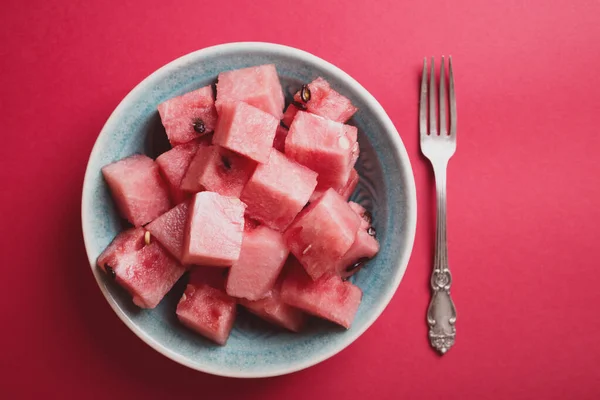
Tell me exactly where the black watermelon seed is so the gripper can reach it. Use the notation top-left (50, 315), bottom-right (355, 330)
top-left (300, 84), bottom-right (311, 102)
top-left (106, 265), bottom-right (116, 280)
top-left (346, 257), bottom-right (370, 273)
top-left (367, 226), bottom-right (377, 238)
top-left (221, 155), bottom-right (232, 170)
top-left (192, 118), bottom-right (206, 134)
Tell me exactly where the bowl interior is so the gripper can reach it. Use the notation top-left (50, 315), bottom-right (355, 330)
top-left (82, 43), bottom-right (416, 377)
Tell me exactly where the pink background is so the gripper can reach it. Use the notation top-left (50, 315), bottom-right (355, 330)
top-left (2, 0), bottom-right (599, 398)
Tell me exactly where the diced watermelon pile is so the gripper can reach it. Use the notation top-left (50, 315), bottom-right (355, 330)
top-left (97, 65), bottom-right (380, 345)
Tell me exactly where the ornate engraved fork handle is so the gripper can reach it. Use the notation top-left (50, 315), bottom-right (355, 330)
top-left (427, 162), bottom-right (457, 354)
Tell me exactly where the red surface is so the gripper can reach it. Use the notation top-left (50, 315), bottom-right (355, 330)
top-left (1, 0), bottom-right (599, 398)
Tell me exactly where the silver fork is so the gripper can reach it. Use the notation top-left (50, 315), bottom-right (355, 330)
top-left (420, 56), bottom-right (457, 354)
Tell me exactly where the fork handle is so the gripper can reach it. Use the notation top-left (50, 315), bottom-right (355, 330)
top-left (427, 162), bottom-right (457, 354)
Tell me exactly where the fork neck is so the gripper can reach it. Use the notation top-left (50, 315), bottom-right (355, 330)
top-left (432, 160), bottom-right (448, 193)
top-left (432, 160), bottom-right (449, 272)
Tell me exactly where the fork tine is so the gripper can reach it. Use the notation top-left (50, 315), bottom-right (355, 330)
top-left (429, 57), bottom-right (437, 135)
top-left (439, 56), bottom-right (447, 136)
top-left (449, 56), bottom-right (457, 136)
top-left (419, 58), bottom-right (428, 136)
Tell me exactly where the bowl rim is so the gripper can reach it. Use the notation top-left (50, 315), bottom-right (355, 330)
top-left (81, 41), bottom-right (417, 378)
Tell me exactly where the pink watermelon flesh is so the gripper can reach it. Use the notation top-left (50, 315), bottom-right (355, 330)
top-left (284, 188), bottom-right (361, 280)
top-left (97, 227), bottom-right (146, 271)
top-left (338, 230), bottom-right (379, 278)
top-left (310, 168), bottom-right (359, 202)
top-left (280, 260), bottom-right (362, 329)
top-left (293, 77), bottom-right (358, 123)
top-left (157, 85), bottom-right (218, 147)
top-left (226, 226), bottom-right (289, 300)
top-left (339, 168), bottom-right (359, 200)
top-left (286, 111), bottom-right (359, 192)
top-left (240, 150), bottom-right (318, 232)
top-left (272, 125), bottom-right (288, 153)
top-left (348, 202), bottom-right (370, 229)
top-left (216, 64), bottom-right (284, 120)
top-left (145, 202), bottom-right (189, 262)
top-left (240, 279), bottom-right (306, 332)
top-left (156, 140), bottom-right (203, 204)
top-left (337, 202), bottom-right (379, 278)
top-left (181, 144), bottom-right (256, 197)
top-left (182, 192), bottom-right (246, 266)
top-left (97, 228), bottom-right (186, 308)
top-left (213, 101), bottom-right (279, 163)
top-left (176, 282), bottom-right (237, 345)
top-left (102, 154), bottom-right (171, 227)
top-left (281, 103), bottom-right (301, 127)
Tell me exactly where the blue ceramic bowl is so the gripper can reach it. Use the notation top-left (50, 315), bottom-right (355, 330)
top-left (82, 42), bottom-right (417, 378)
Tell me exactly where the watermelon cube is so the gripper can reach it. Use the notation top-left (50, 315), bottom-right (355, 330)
top-left (145, 202), bottom-right (189, 262)
top-left (97, 228), bottom-right (186, 309)
top-left (310, 168), bottom-right (359, 202)
top-left (336, 202), bottom-right (379, 278)
top-left (156, 139), bottom-right (203, 204)
top-left (284, 188), bottom-right (361, 280)
top-left (226, 226), bottom-right (289, 300)
top-left (281, 103), bottom-right (301, 128)
top-left (182, 192), bottom-right (246, 266)
top-left (240, 150), bottom-right (318, 231)
top-left (216, 64), bottom-right (284, 119)
top-left (272, 125), bottom-right (288, 153)
top-left (293, 77), bottom-right (358, 123)
top-left (348, 201), bottom-right (371, 229)
top-left (102, 154), bottom-right (171, 226)
top-left (213, 101), bottom-right (279, 163)
top-left (97, 227), bottom-right (146, 271)
top-left (281, 260), bottom-right (362, 329)
top-left (157, 85), bottom-right (218, 147)
top-left (181, 144), bottom-right (256, 197)
top-left (176, 282), bottom-right (237, 345)
top-left (240, 279), bottom-right (306, 332)
top-left (286, 111), bottom-right (359, 192)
